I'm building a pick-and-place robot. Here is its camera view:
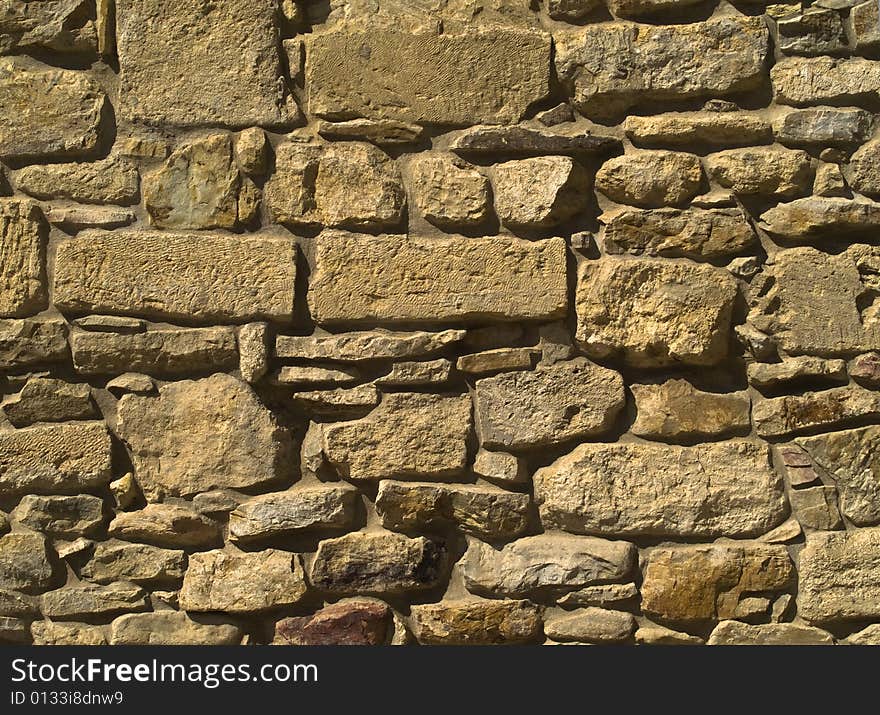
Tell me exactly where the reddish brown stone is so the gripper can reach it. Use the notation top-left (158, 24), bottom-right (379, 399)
top-left (273, 600), bottom-right (391, 645)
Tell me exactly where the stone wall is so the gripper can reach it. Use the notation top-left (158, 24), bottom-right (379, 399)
top-left (1, 0), bottom-right (880, 647)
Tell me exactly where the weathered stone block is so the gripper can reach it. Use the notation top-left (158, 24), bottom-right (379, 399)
top-left (0, 199), bottom-right (46, 318)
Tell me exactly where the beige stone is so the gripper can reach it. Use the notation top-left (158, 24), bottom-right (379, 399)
top-left (31, 621), bottom-right (108, 646)
top-left (11, 494), bottom-right (104, 538)
top-left (111, 612), bottom-right (242, 645)
top-left (306, 28), bottom-right (550, 125)
top-left (534, 441), bottom-right (786, 539)
top-left (575, 257), bottom-right (737, 367)
top-left (846, 139), bottom-right (880, 198)
top-left (641, 542), bottom-right (794, 623)
top-left (310, 531), bottom-right (444, 595)
top-left (747, 357), bottom-right (847, 390)
top-left (705, 147), bottom-right (813, 198)
top-left (457, 347), bottom-right (540, 376)
top-left (117, 0), bottom-right (295, 127)
top-left (773, 108), bottom-right (873, 149)
top-left (375, 359), bottom-right (453, 388)
top-left (0, 199), bottom-right (46, 319)
top-left (0, 318), bottom-right (67, 370)
top-left (0, 422), bottom-right (111, 497)
top-left (116, 374), bottom-right (290, 501)
top-left (228, 484), bottom-right (360, 543)
top-left (635, 623), bottom-right (704, 646)
top-left (759, 198), bottom-right (880, 240)
top-left (73, 315), bottom-right (145, 334)
top-left (82, 541), bottom-right (186, 585)
top-left (846, 624), bottom-right (880, 645)
top-left (799, 528), bottom-right (880, 623)
top-left (180, 549), bottom-right (307, 613)
top-left (238, 323), bottom-right (268, 384)
top-left (41, 582), bottom-right (148, 620)
top-left (108, 504), bottom-right (222, 548)
top-left (272, 365), bottom-right (361, 387)
top-left (376, 481), bottom-right (530, 540)
top-left (292, 385), bottom-right (379, 417)
top-left (555, 18), bottom-right (769, 120)
top-left (474, 358), bottom-right (624, 450)
top-left (623, 112), bottom-right (772, 149)
top-left (54, 230), bottom-right (296, 324)
top-left (595, 151), bottom-right (702, 208)
top-left (493, 156), bottom-right (589, 229)
top-left (749, 246), bottom-right (880, 354)
top-left (106, 374), bottom-right (155, 398)
top-left (556, 583), bottom-right (639, 608)
top-left (608, 0), bottom-right (704, 16)
top-left (276, 329), bottom-right (465, 362)
top-left (707, 620), bottom-right (833, 645)
top-left (3, 377), bottom-right (96, 427)
top-left (449, 125), bottom-right (619, 157)
top-left (410, 154), bottom-right (490, 230)
top-left (472, 449), bottom-right (527, 485)
top-left (851, 0), bottom-right (880, 51)
top-left (411, 600), bottom-right (542, 645)
top-left (630, 380), bottom-right (750, 442)
top-left (310, 231), bottom-right (567, 325)
top-left (0, 0), bottom-right (97, 55)
top-left (602, 207), bottom-right (756, 260)
top-left (462, 534), bottom-right (635, 597)
top-left (790, 485), bottom-right (843, 530)
top-left (70, 327), bottom-right (238, 377)
top-left (772, 56), bottom-right (880, 107)
top-left (753, 385), bottom-right (880, 438)
top-left (15, 157), bottom-right (138, 205)
top-left (235, 128), bottom-right (268, 176)
top-left (44, 206), bottom-right (135, 232)
top-left (0, 532), bottom-right (54, 593)
top-left (323, 392), bottom-right (470, 480)
top-left (317, 119), bottom-right (424, 146)
top-left (545, 608), bottom-right (635, 644)
top-left (0, 56), bottom-right (105, 161)
top-left (797, 426), bottom-right (880, 526)
top-left (144, 134), bottom-right (248, 229)
top-left (814, 162), bottom-right (848, 198)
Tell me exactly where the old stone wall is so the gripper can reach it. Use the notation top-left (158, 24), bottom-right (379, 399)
top-left (1, 0), bottom-right (880, 646)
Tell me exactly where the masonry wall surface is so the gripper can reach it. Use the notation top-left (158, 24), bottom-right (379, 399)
top-left (1, 0), bottom-right (880, 646)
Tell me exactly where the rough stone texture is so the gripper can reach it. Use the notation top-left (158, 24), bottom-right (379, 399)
top-left (777, 9), bottom-right (848, 56)
top-left (111, 612), bottom-right (242, 645)
top-left (410, 599), bottom-right (542, 645)
top-left (575, 258), bottom-right (738, 367)
top-left (472, 449), bottom-right (527, 485)
top-left (602, 207), bottom-right (757, 260)
top-left (0, 0), bottom-right (97, 55)
top-left (0, 199), bottom-right (46, 318)
top-left (31, 621), bottom-right (108, 646)
top-left (641, 542), bottom-right (794, 623)
top-left (54, 230), bottom-right (296, 325)
top-left (773, 108), bottom-right (873, 149)
top-left (310, 532), bottom-right (444, 596)
top-left (753, 385), bottom-right (880, 438)
top-left (116, 0), bottom-right (295, 127)
top-left (759, 198), bottom-right (880, 240)
top-left (623, 113), bottom-right (772, 149)
top-left (180, 549), bottom-right (307, 613)
top-left (70, 327), bottom-right (238, 377)
top-left (846, 139), bottom-right (880, 198)
top-left (705, 147), bottom-right (813, 199)
top-left (630, 380), bottom-right (750, 442)
top-left (41, 583), bottom-right (149, 620)
top-left (456, 347), bottom-right (540, 376)
top-left (707, 620), bottom-right (834, 645)
top-left (0, 56), bottom-right (105, 161)
top-left (323, 392), bottom-right (471, 480)
top-left (545, 608), bottom-right (635, 644)
top-left (595, 151), bottom-right (702, 209)
top-left (375, 359), bottom-right (452, 388)
top-left (747, 357), bottom-right (847, 390)
top-left (449, 125), bottom-right (620, 157)
top-left (82, 541), bottom-right (186, 585)
top-left (534, 442), bottom-right (786, 539)
top-left (0, 422), bottom-right (111, 497)
top-left (555, 18), bottom-right (769, 121)
top-left (305, 28), bottom-right (551, 125)
top-left (410, 155), bottom-right (490, 230)
top-left (273, 600), bottom-right (391, 645)
top-left (15, 157), bottom-right (139, 205)
top-left (309, 232), bottom-right (568, 325)
top-left (474, 358), bottom-right (624, 450)
top-left (228, 484), bottom-right (359, 543)
top-left (11, 494), bottom-right (104, 538)
top-left (116, 374), bottom-right (290, 501)
top-left (375, 481), bottom-right (530, 540)
top-left (798, 529), bottom-right (880, 623)
top-left (276, 330), bottom-right (464, 362)
top-left (238, 323), bottom-right (269, 384)
top-left (790, 485), bottom-right (843, 530)
top-left (0, 318), bottom-right (67, 369)
top-left (0, 532), bottom-right (54, 593)
top-left (462, 534), bottom-right (636, 597)
top-left (108, 504), bottom-right (222, 548)
top-left (772, 56), bottom-right (880, 107)
top-left (493, 156), bottom-right (589, 229)
top-left (3, 377), bottom-right (96, 426)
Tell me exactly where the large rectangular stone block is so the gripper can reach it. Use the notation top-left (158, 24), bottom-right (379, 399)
top-left (305, 28), bottom-right (551, 125)
top-left (53, 230), bottom-right (296, 325)
top-left (116, 0), bottom-right (295, 127)
top-left (308, 231), bottom-right (567, 325)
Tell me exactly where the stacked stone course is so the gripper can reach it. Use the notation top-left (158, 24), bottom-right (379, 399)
top-left (3, 0), bottom-right (880, 646)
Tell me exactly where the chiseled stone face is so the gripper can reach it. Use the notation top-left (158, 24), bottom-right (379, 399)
top-left (0, 199), bottom-right (47, 319)
top-left (305, 28), bottom-right (551, 125)
top-left (116, 0), bottom-right (295, 127)
top-left (534, 441), bottom-right (787, 539)
top-left (308, 231), bottom-right (568, 325)
top-left (575, 257), bottom-right (738, 367)
top-left (595, 151), bottom-right (703, 209)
